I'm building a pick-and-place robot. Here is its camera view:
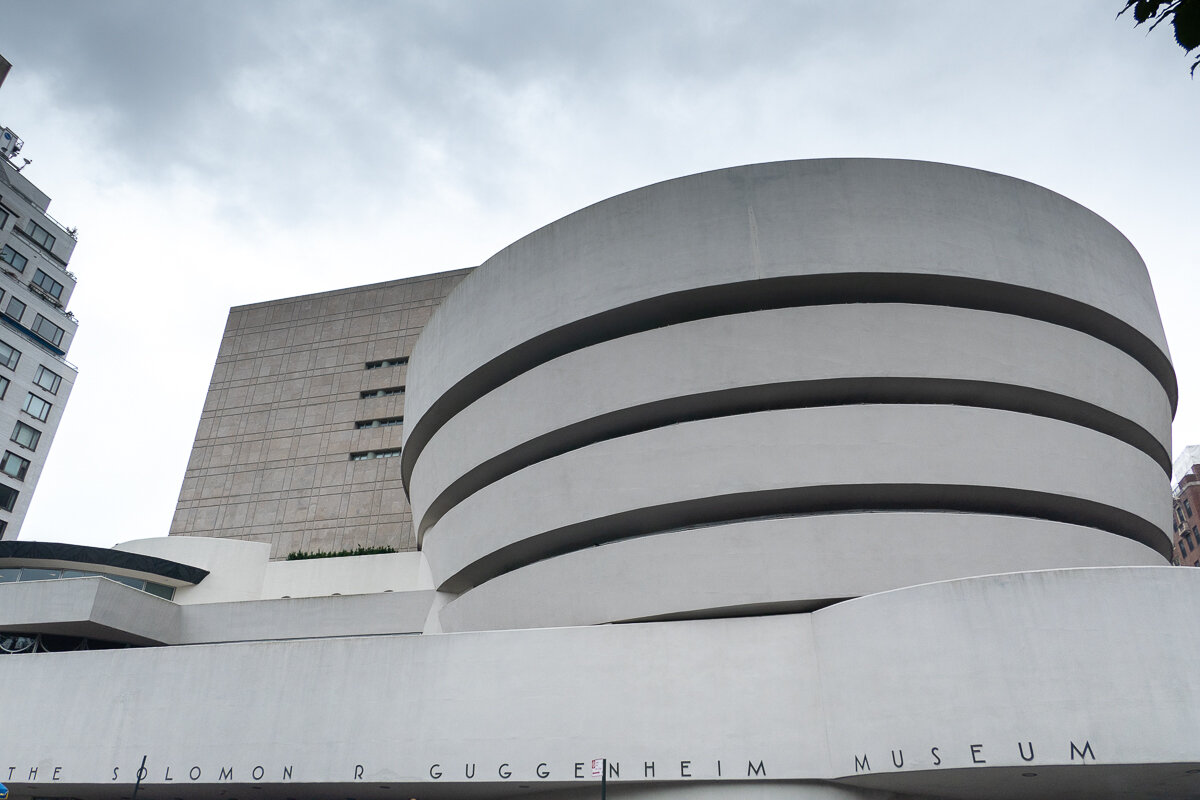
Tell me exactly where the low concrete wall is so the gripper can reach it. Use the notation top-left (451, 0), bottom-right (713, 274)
top-left (3, 568), bottom-right (1199, 799)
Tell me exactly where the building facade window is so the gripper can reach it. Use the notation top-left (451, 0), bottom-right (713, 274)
top-left (0, 566), bottom-right (174, 599)
top-left (349, 448), bottom-right (402, 461)
top-left (0, 451), bottom-right (29, 481)
top-left (0, 340), bottom-right (19, 370)
top-left (360, 386), bottom-right (405, 398)
top-left (23, 393), bottom-right (50, 422)
top-left (30, 315), bottom-right (64, 347)
top-left (365, 357), bottom-right (408, 369)
top-left (4, 296), bottom-right (25, 323)
top-left (0, 483), bottom-right (17, 511)
top-left (0, 245), bottom-right (27, 273)
top-left (31, 269), bottom-right (63, 300)
top-left (25, 220), bottom-right (55, 251)
top-left (355, 416), bottom-right (403, 429)
top-left (0, 207), bottom-right (8, 228)
top-left (0, 375), bottom-right (8, 400)
top-left (34, 365), bottom-right (61, 394)
top-left (11, 421), bottom-right (40, 451)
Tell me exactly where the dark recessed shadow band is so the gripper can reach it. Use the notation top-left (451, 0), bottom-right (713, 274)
top-left (432, 485), bottom-right (1170, 593)
top-left (416, 378), bottom-right (1169, 539)
top-left (401, 273), bottom-right (1177, 492)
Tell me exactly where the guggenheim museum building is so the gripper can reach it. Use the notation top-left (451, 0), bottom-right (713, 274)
top-left (1, 158), bottom-right (1197, 800)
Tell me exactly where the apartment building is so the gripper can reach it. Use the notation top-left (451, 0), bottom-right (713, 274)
top-left (0, 127), bottom-right (78, 539)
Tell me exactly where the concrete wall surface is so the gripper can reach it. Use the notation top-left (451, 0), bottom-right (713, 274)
top-left (404, 159), bottom-right (1173, 448)
top-left (171, 270), bottom-right (469, 558)
top-left (117, 536), bottom-right (433, 603)
top-left (0, 576), bottom-right (179, 644)
top-left (404, 159), bottom-right (1176, 625)
top-left (437, 514), bottom-right (1163, 632)
top-left (422, 404), bottom-right (1169, 593)
top-left (409, 304), bottom-right (1171, 535)
top-left (2, 567), bottom-right (1200, 799)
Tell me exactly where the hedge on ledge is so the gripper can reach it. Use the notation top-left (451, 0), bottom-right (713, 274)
top-left (285, 545), bottom-right (399, 561)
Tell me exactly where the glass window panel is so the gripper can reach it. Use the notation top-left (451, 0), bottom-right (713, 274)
top-left (32, 269), bottom-right (63, 300)
top-left (61, 570), bottom-right (100, 579)
top-left (19, 568), bottom-right (61, 581)
top-left (34, 366), bottom-right (61, 394)
top-left (0, 451), bottom-right (29, 480)
top-left (0, 483), bottom-right (17, 510)
top-left (0, 567), bottom-right (20, 583)
top-left (143, 582), bottom-right (175, 600)
top-left (106, 574), bottom-right (144, 589)
top-left (4, 296), bottom-right (25, 323)
top-left (12, 421), bottom-right (41, 451)
top-left (0, 340), bottom-right (20, 370)
top-left (26, 220), bottom-right (55, 250)
top-left (23, 393), bottom-right (50, 422)
top-left (0, 245), bottom-right (27, 272)
top-left (31, 315), bottom-right (64, 346)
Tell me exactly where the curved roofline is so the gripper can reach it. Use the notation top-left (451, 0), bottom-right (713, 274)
top-left (0, 540), bottom-right (209, 585)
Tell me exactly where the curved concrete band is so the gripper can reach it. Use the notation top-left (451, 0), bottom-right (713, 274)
top-left (406, 159), bottom-right (1176, 624)
top-left (408, 304), bottom-right (1171, 536)
top-left (421, 405), bottom-right (1170, 592)
top-left (403, 159), bottom-right (1174, 488)
top-left (437, 514), bottom-right (1165, 632)
top-left (10, 568), bottom-right (1200, 798)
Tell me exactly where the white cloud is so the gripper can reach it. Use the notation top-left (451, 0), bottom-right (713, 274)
top-left (1, 0), bottom-right (1196, 547)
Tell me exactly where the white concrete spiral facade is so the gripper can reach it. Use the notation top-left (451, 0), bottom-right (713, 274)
top-left (403, 159), bottom-right (1175, 632)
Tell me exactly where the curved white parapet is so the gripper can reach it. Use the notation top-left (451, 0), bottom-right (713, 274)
top-left (818, 567), bottom-right (1200, 796)
top-left (404, 159), bottom-right (1175, 481)
top-left (404, 159), bottom-right (1176, 627)
top-left (6, 568), bottom-right (1200, 799)
top-left (421, 405), bottom-right (1169, 593)
top-left (408, 304), bottom-right (1170, 536)
top-left (436, 515), bottom-right (1164, 632)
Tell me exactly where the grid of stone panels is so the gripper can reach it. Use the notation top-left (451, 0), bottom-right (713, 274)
top-left (170, 269), bottom-right (472, 559)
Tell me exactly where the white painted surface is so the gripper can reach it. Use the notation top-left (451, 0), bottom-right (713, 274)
top-left (259, 551), bottom-right (432, 599)
top-left (438, 514), bottom-right (1165, 631)
top-left (410, 304), bottom-right (1170, 531)
top-left (423, 405), bottom-right (1169, 591)
top-left (405, 159), bottom-right (1171, 433)
top-left (3, 568), bottom-right (1200, 799)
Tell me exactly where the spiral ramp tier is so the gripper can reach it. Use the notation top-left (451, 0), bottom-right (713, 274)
top-left (402, 159), bottom-right (1175, 633)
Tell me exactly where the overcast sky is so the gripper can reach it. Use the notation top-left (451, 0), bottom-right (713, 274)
top-left (0, 1), bottom-right (1197, 550)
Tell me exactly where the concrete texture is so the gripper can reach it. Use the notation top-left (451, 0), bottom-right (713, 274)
top-left (0, 573), bottom-right (432, 646)
top-left (404, 159), bottom-right (1174, 484)
top-left (0, 576), bottom-right (178, 644)
top-left (170, 269), bottom-right (469, 558)
top-left (409, 304), bottom-right (1171, 534)
top-left (5, 568), bottom-right (1200, 799)
top-left (404, 159), bottom-right (1176, 630)
top-left (118, 535), bottom-right (432, 603)
top-left (422, 404), bottom-right (1169, 592)
top-left (437, 514), bottom-right (1164, 632)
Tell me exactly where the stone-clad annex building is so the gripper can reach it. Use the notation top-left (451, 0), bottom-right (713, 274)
top-left (170, 269), bottom-right (469, 558)
top-left (2, 159), bottom-right (1199, 800)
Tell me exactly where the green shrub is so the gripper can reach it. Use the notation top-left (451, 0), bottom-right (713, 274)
top-left (285, 545), bottom-right (398, 561)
